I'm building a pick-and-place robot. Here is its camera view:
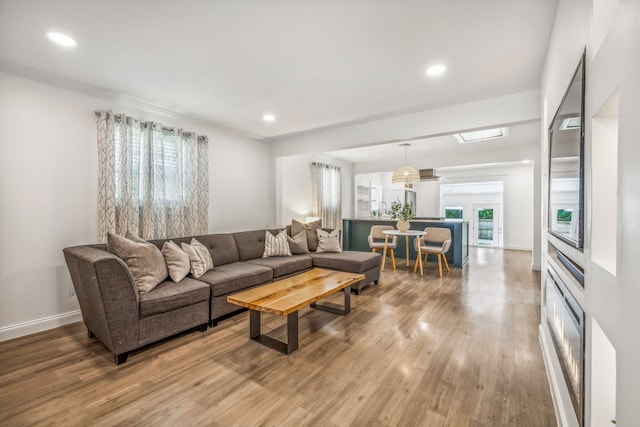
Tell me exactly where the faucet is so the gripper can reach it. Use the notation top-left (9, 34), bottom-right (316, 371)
top-left (378, 201), bottom-right (388, 218)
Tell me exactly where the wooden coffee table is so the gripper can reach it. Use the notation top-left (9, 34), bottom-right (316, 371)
top-left (227, 268), bottom-right (365, 354)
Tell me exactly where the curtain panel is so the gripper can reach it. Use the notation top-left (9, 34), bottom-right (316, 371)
top-left (310, 162), bottom-right (342, 230)
top-left (96, 110), bottom-right (209, 241)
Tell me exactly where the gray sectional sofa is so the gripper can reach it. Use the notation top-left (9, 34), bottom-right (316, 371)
top-left (63, 228), bottom-right (381, 364)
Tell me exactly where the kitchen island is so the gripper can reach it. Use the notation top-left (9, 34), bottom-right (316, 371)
top-left (343, 218), bottom-right (469, 268)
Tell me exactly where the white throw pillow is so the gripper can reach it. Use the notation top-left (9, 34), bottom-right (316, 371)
top-left (263, 230), bottom-right (292, 258)
top-left (181, 238), bottom-right (214, 278)
top-left (315, 229), bottom-right (342, 253)
top-left (161, 240), bottom-right (190, 282)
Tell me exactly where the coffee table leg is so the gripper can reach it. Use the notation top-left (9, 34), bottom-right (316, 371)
top-left (286, 312), bottom-right (298, 353)
top-left (249, 309), bottom-right (261, 339)
top-left (310, 285), bottom-right (351, 315)
top-left (249, 309), bottom-right (299, 354)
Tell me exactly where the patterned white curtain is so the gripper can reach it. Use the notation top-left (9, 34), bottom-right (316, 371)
top-left (96, 110), bottom-right (209, 241)
top-left (310, 162), bottom-right (342, 230)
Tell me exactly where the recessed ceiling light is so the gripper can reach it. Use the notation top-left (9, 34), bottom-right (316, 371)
top-left (262, 114), bottom-right (276, 122)
top-left (46, 31), bottom-right (77, 47)
top-left (426, 64), bottom-right (446, 77)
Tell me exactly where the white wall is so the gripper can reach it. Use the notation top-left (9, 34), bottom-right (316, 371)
top-left (0, 72), bottom-right (275, 340)
top-left (540, 0), bottom-right (640, 425)
top-left (276, 153), bottom-right (353, 227)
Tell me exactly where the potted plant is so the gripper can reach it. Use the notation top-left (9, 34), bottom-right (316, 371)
top-left (390, 200), bottom-right (415, 231)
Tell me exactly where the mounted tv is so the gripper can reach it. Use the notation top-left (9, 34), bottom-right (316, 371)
top-left (548, 51), bottom-right (585, 249)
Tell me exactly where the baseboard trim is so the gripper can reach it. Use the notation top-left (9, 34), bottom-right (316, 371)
top-left (503, 245), bottom-right (533, 251)
top-left (0, 310), bottom-right (82, 342)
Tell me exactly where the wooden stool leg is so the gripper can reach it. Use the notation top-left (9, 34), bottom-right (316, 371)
top-left (437, 254), bottom-right (443, 277)
top-left (390, 248), bottom-right (396, 270)
top-left (442, 254), bottom-right (450, 272)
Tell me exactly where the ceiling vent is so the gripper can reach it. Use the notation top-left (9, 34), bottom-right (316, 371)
top-left (419, 169), bottom-right (441, 181)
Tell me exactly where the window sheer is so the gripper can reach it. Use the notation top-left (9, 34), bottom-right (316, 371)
top-left (96, 110), bottom-right (209, 241)
top-left (310, 162), bottom-right (342, 230)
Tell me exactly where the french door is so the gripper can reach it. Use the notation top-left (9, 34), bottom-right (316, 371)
top-left (473, 204), bottom-right (502, 247)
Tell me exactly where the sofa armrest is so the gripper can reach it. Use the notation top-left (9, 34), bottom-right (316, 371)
top-left (63, 246), bottom-right (140, 355)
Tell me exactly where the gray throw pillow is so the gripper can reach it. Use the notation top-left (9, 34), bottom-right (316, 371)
top-left (108, 232), bottom-right (168, 293)
top-left (263, 230), bottom-right (292, 258)
top-left (291, 218), bottom-right (322, 251)
top-left (161, 240), bottom-right (190, 282)
top-left (287, 231), bottom-right (310, 254)
top-left (315, 229), bottom-right (342, 253)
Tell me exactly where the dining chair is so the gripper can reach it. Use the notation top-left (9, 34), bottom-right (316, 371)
top-left (368, 225), bottom-right (397, 270)
top-left (413, 227), bottom-right (451, 277)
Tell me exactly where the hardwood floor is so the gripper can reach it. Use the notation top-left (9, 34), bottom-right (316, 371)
top-left (0, 248), bottom-right (556, 426)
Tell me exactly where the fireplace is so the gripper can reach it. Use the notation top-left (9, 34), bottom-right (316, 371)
top-left (545, 265), bottom-right (585, 426)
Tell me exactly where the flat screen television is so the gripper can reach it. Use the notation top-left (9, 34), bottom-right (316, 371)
top-left (548, 52), bottom-right (585, 249)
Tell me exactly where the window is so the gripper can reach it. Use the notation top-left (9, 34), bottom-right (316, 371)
top-left (96, 110), bottom-right (209, 241)
top-left (310, 162), bottom-right (342, 229)
top-left (557, 208), bottom-right (573, 222)
top-left (445, 207), bottom-right (463, 219)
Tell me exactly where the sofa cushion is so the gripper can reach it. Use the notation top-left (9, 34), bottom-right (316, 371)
top-left (262, 230), bottom-right (292, 258)
top-left (287, 231), bottom-right (310, 254)
top-left (291, 219), bottom-right (322, 251)
top-left (233, 229), bottom-right (282, 261)
top-left (161, 241), bottom-right (190, 282)
top-left (138, 277), bottom-right (210, 318)
top-left (197, 262), bottom-right (273, 297)
top-left (311, 251), bottom-right (381, 274)
top-left (246, 255), bottom-right (313, 278)
top-left (108, 232), bottom-right (168, 293)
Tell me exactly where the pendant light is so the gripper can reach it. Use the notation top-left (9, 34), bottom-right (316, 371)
top-left (392, 143), bottom-right (420, 184)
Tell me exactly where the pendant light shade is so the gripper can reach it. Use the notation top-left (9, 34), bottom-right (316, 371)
top-left (392, 166), bottom-right (420, 183)
top-left (392, 143), bottom-right (420, 184)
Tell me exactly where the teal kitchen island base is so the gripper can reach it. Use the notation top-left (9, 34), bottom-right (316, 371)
top-left (343, 219), bottom-right (469, 268)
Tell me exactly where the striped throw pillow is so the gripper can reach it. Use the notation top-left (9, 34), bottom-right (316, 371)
top-left (263, 230), bottom-right (292, 258)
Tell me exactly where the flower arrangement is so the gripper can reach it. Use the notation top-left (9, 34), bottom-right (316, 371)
top-left (390, 200), bottom-right (415, 220)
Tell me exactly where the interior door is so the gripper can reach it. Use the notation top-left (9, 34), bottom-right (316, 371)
top-left (473, 204), bottom-right (502, 247)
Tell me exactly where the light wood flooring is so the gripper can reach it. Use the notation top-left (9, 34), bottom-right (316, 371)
top-left (0, 248), bottom-right (556, 426)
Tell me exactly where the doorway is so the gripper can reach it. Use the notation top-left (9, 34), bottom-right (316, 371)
top-left (439, 181), bottom-right (504, 248)
top-left (474, 204), bottom-right (502, 247)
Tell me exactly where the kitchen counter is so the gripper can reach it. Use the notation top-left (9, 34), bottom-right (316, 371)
top-left (343, 218), bottom-right (469, 268)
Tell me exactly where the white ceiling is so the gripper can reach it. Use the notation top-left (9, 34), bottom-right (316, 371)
top-left (326, 121), bottom-right (540, 165)
top-left (0, 1), bottom-right (556, 139)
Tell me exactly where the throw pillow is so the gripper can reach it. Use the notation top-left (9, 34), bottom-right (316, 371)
top-left (181, 238), bottom-right (214, 278)
top-left (316, 229), bottom-right (342, 253)
top-left (263, 230), bottom-right (292, 258)
top-left (287, 231), bottom-right (310, 254)
top-left (291, 218), bottom-right (322, 251)
top-left (161, 240), bottom-right (190, 282)
top-left (107, 232), bottom-right (168, 293)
